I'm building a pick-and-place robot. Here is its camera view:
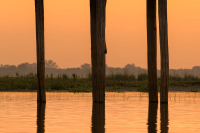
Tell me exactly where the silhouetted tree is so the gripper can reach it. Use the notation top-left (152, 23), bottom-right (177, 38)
top-left (18, 63), bottom-right (29, 69)
top-left (81, 63), bottom-right (91, 69)
top-left (45, 60), bottom-right (58, 69)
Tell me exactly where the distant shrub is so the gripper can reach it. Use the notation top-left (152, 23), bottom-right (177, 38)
top-left (50, 80), bottom-right (65, 90)
top-left (72, 73), bottom-right (77, 81)
top-left (129, 74), bottom-right (136, 81)
top-left (87, 72), bottom-right (92, 81)
top-left (115, 73), bottom-right (128, 81)
top-left (137, 84), bottom-right (148, 92)
top-left (50, 73), bottom-right (53, 79)
top-left (16, 73), bottom-right (19, 77)
top-left (69, 87), bottom-right (91, 92)
top-left (169, 73), bottom-right (199, 81)
top-left (190, 88), bottom-right (198, 92)
top-left (62, 74), bottom-right (68, 79)
top-left (138, 73), bottom-right (148, 81)
top-left (106, 73), bottom-right (115, 80)
top-left (184, 73), bottom-right (199, 81)
top-left (169, 74), bottom-right (181, 81)
top-left (106, 73), bottom-right (135, 81)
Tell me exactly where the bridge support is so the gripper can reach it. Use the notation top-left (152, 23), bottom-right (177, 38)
top-left (92, 102), bottom-right (105, 133)
top-left (90, 0), bottom-right (107, 103)
top-left (148, 102), bottom-right (158, 133)
top-left (37, 103), bottom-right (46, 133)
top-left (147, 0), bottom-right (158, 102)
top-left (160, 103), bottom-right (169, 132)
top-left (35, 0), bottom-right (46, 103)
top-left (159, 0), bottom-right (169, 103)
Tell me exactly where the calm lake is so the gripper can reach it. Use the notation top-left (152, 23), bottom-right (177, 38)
top-left (0, 92), bottom-right (200, 133)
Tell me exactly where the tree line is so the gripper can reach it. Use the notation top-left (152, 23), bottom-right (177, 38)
top-left (1, 60), bottom-right (200, 78)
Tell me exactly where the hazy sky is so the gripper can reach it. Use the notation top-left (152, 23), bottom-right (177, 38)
top-left (0, 0), bottom-right (200, 69)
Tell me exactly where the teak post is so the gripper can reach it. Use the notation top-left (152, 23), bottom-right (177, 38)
top-left (35, 0), bottom-right (46, 102)
top-left (159, 0), bottom-right (169, 103)
top-left (92, 103), bottom-right (105, 133)
top-left (90, 0), bottom-right (107, 102)
top-left (148, 102), bottom-right (158, 133)
top-left (160, 103), bottom-right (169, 133)
top-left (37, 103), bottom-right (46, 133)
top-left (147, 0), bottom-right (158, 102)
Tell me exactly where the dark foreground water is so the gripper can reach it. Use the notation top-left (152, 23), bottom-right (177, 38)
top-left (0, 92), bottom-right (200, 133)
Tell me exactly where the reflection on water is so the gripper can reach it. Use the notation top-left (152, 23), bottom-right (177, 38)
top-left (148, 102), bottom-right (158, 133)
top-left (91, 102), bottom-right (105, 133)
top-left (37, 103), bottom-right (46, 133)
top-left (160, 103), bottom-right (169, 133)
top-left (147, 102), bottom-right (169, 133)
top-left (1, 92), bottom-right (200, 133)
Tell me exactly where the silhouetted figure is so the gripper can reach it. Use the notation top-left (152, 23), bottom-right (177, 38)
top-left (148, 102), bottom-right (158, 133)
top-left (160, 103), bottom-right (169, 133)
top-left (91, 102), bottom-right (105, 133)
top-left (37, 103), bottom-right (46, 133)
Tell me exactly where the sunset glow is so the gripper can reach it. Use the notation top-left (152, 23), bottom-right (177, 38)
top-left (0, 0), bottom-right (200, 69)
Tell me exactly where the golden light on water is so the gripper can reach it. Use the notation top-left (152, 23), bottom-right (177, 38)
top-left (0, 92), bottom-right (200, 132)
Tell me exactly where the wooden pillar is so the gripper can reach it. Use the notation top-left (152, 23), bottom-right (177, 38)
top-left (147, 0), bottom-right (158, 102)
top-left (148, 102), bottom-right (158, 133)
top-left (35, 0), bottom-right (46, 102)
top-left (90, 0), bottom-right (107, 102)
top-left (37, 103), bottom-right (46, 133)
top-left (160, 103), bottom-right (169, 133)
top-left (91, 102), bottom-right (105, 133)
top-left (159, 0), bottom-right (169, 103)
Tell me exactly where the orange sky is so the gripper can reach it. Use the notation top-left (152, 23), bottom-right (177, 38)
top-left (0, 0), bottom-right (200, 69)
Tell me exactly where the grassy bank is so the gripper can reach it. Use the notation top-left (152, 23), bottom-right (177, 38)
top-left (0, 73), bottom-right (200, 92)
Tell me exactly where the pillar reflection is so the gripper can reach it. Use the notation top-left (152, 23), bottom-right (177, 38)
top-left (160, 103), bottom-right (169, 133)
top-left (91, 102), bottom-right (105, 133)
top-left (37, 102), bottom-right (46, 133)
top-left (148, 102), bottom-right (158, 133)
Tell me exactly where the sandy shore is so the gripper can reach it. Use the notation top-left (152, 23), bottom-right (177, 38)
top-left (1, 86), bottom-right (200, 92)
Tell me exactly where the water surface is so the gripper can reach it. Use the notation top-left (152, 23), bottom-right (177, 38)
top-left (0, 92), bottom-right (200, 133)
